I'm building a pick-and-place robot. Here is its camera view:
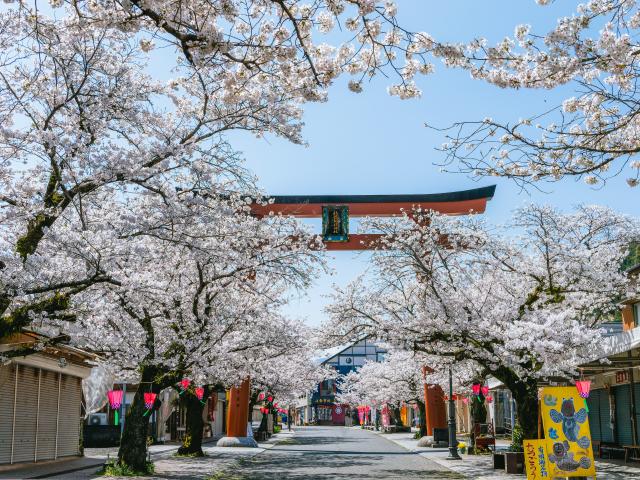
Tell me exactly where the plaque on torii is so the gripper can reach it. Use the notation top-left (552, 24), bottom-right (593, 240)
top-left (250, 185), bottom-right (496, 250)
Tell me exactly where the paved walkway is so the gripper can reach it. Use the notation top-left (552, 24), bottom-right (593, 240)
top-left (210, 426), bottom-right (460, 479)
top-left (377, 429), bottom-right (640, 480)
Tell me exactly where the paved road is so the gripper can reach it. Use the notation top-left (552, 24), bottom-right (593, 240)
top-left (214, 426), bottom-right (461, 479)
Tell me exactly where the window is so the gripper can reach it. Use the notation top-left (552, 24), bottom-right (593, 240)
top-left (634, 303), bottom-right (640, 328)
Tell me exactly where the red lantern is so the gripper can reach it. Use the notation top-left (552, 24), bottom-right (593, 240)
top-left (258, 392), bottom-right (265, 401)
top-left (443, 395), bottom-right (449, 401)
top-left (462, 397), bottom-right (469, 404)
top-left (107, 390), bottom-right (124, 409)
top-left (274, 402), bottom-right (279, 408)
top-left (267, 396), bottom-right (273, 403)
top-left (485, 396), bottom-right (493, 403)
top-left (472, 383), bottom-right (481, 395)
top-left (576, 380), bottom-right (591, 399)
top-left (195, 387), bottom-right (205, 400)
top-left (180, 378), bottom-right (191, 390)
top-left (481, 386), bottom-right (489, 397)
top-left (144, 392), bottom-right (157, 410)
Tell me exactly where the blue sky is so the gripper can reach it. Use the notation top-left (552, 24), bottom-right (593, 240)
top-left (233, 1), bottom-right (639, 326)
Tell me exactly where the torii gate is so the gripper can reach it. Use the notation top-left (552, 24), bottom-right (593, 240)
top-left (217, 185), bottom-right (496, 446)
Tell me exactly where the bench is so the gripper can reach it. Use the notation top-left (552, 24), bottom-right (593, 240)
top-left (624, 445), bottom-right (640, 463)
top-left (597, 441), bottom-right (625, 459)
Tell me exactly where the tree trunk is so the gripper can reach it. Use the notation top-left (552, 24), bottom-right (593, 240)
top-left (392, 405), bottom-right (403, 427)
top-left (503, 376), bottom-right (538, 444)
top-left (117, 369), bottom-right (153, 473)
top-left (177, 390), bottom-right (206, 456)
top-left (416, 400), bottom-right (427, 437)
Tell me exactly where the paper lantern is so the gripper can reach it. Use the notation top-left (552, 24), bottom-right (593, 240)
top-left (471, 383), bottom-right (481, 395)
top-left (485, 396), bottom-right (493, 404)
top-left (144, 392), bottom-right (157, 410)
top-left (107, 390), bottom-right (124, 409)
top-left (443, 395), bottom-right (449, 401)
top-left (274, 402), bottom-right (279, 408)
top-left (481, 386), bottom-right (489, 397)
top-left (195, 387), bottom-right (205, 400)
top-left (180, 378), bottom-right (191, 390)
top-left (462, 397), bottom-right (469, 404)
top-left (258, 392), bottom-right (265, 401)
top-left (575, 380), bottom-right (591, 399)
top-left (267, 395), bottom-right (273, 403)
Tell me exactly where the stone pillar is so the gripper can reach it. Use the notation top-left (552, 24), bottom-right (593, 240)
top-left (216, 378), bottom-right (258, 448)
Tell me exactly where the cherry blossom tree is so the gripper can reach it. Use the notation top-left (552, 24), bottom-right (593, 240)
top-left (323, 204), bottom-right (640, 440)
top-left (431, 0), bottom-right (640, 187)
top-left (55, 192), bottom-right (324, 468)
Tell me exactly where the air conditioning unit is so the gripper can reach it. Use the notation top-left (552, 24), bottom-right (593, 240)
top-left (88, 413), bottom-right (108, 426)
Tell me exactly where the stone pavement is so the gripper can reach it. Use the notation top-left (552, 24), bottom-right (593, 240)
top-left (0, 432), bottom-right (286, 480)
top-left (210, 425), bottom-right (461, 479)
top-left (374, 428), bottom-right (640, 479)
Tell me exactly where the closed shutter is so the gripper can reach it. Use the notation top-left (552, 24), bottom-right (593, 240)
top-left (600, 389), bottom-right (615, 443)
top-left (0, 365), bottom-right (16, 464)
top-left (634, 383), bottom-right (640, 446)
top-left (614, 385), bottom-right (634, 445)
top-left (12, 366), bottom-right (39, 463)
top-left (56, 374), bottom-right (81, 457)
top-left (36, 370), bottom-right (59, 461)
top-left (587, 389), bottom-right (602, 441)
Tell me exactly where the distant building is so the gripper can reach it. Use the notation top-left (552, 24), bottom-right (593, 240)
top-left (297, 339), bottom-right (386, 426)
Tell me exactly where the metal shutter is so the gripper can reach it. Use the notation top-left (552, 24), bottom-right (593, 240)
top-left (12, 366), bottom-right (39, 463)
top-left (587, 389), bottom-right (602, 441)
top-left (56, 374), bottom-right (81, 458)
top-left (634, 383), bottom-right (640, 446)
top-left (614, 384), bottom-right (634, 445)
top-left (0, 365), bottom-right (16, 464)
top-left (36, 370), bottom-right (59, 461)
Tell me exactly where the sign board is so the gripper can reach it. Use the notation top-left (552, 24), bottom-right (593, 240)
top-left (322, 205), bottom-right (349, 242)
top-left (540, 386), bottom-right (596, 478)
top-left (524, 439), bottom-right (550, 479)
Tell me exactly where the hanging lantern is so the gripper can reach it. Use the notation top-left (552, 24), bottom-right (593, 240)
top-left (575, 380), bottom-right (591, 399)
top-left (443, 395), bottom-right (449, 401)
top-left (267, 395), bottom-right (273, 403)
top-left (180, 378), bottom-right (191, 390)
top-left (471, 383), bottom-right (481, 395)
top-left (258, 392), bottom-right (265, 401)
top-left (195, 387), bottom-right (205, 400)
top-left (485, 396), bottom-right (493, 404)
top-left (107, 390), bottom-right (124, 409)
top-left (481, 385), bottom-right (489, 397)
top-left (144, 392), bottom-right (157, 410)
top-left (462, 397), bottom-right (469, 404)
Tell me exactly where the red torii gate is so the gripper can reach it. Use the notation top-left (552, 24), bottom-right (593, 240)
top-left (250, 185), bottom-right (496, 250)
top-left (218, 186), bottom-right (496, 446)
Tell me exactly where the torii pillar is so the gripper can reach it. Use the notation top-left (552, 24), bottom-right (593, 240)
top-left (216, 378), bottom-right (258, 448)
top-left (422, 367), bottom-right (447, 436)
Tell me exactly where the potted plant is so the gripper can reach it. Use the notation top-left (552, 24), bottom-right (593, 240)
top-left (504, 424), bottom-right (525, 474)
top-left (458, 441), bottom-right (467, 455)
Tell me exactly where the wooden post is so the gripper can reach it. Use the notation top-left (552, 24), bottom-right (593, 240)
top-left (217, 377), bottom-right (258, 447)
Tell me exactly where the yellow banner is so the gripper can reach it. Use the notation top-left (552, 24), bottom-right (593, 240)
top-left (524, 439), bottom-right (550, 479)
top-left (540, 386), bottom-right (596, 478)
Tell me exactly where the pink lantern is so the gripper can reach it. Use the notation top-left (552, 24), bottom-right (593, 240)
top-left (274, 402), bottom-right (279, 408)
top-left (462, 397), bottom-right (469, 404)
top-left (258, 392), bottom-right (265, 401)
top-left (267, 395), bottom-right (273, 403)
top-left (471, 383), bottom-right (481, 395)
top-left (107, 390), bottom-right (124, 409)
top-left (576, 380), bottom-right (591, 399)
top-left (481, 386), bottom-right (489, 397)
top-left (144, 392), bottom-right (157, 410)
top-left (485, 396), bottom-right (493, 404)
top-left (195, 387), bottom-right (205, 400)
top-left (180, 378), bottom-right (191, 390)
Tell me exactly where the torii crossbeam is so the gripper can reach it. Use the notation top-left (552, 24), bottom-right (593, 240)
top-left (251, 185), bottom-right (496, 250)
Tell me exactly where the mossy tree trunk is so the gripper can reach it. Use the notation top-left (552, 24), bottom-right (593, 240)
top-left (177, 387), bottom-right (209, 456)
top-left (117, 365), bottom-right (162, 473)
top-left (416, 399), bottom-right (427, 437)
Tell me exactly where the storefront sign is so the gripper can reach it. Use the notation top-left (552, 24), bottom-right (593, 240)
top-left (524, 439), bottom-right (549, 479)
top-left (615, 370), bottom-right (628, 384)
top-left (540, 386), bottom-right (596, 478)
